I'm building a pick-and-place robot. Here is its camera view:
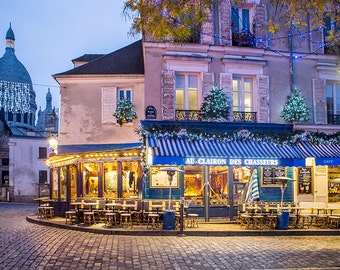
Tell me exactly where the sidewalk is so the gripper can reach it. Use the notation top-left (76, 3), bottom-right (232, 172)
top-left (26, 215), bottom-right (340, 237)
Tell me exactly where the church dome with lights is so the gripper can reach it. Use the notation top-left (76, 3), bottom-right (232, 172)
top-left (0, 24), bottom-right (37, 134)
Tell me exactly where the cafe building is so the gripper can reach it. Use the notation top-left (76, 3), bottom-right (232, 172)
top-left (141, 120), bottom-right (340, 221)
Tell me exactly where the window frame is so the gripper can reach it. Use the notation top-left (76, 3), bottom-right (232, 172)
top-left (232, 76), bottom-right (255, 113)
top-left (326, 81), bottom-right (340, 115)
top-left (175, 73), bottom-right (200, 111)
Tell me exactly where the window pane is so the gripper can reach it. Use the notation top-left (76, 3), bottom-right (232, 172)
top-left (336, 84), bottom-right (340, 114)
top-left (176, 90), bottom-right (185, 110)
top-left (119, 90), bottom-right (124, 100)
top-left (188, 75), bottom-right (198, 88)
top-left (326, 83), bottom-right (334, 113)
top-left (126, 90), bottom-right (131, 101)
top-left (104, 162), bottom-right (118, 198)
top-left (242, 9), bottom-right (250, 31)
top-left (175, 74), bottom-right (185, 89)
top-left (188, 88), bottom-right (198, 110)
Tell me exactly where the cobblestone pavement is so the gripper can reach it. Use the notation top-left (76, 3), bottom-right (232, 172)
top-left (1, 203), bottom-right (340, 270)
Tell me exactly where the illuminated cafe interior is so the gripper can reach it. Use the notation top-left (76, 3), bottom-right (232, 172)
top-left (46, 144), bottom-right (143, 214)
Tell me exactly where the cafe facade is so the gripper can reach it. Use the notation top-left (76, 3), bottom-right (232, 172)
top-left (141, 121), bottom-right (340, 220)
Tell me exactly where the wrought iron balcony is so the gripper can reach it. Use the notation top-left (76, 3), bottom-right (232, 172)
top-left (175, 110), bottom-right (202, 121)
top-left (233, 111), bottom-right (257, 123)
top-left (175, 110), bottom-right (257, 123)
top-left (232, 30), bottom-right (256, 48)
top-left (328, 114), bottom-right (340, 125)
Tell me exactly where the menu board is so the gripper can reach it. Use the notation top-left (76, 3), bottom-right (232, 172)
top-left (262, 167), bottom-right (285, 185)
top-left (298, 167), bottom-right (312, 194)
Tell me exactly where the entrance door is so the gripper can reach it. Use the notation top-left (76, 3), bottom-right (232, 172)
top-left (314, 166), bottom-right (328, 202)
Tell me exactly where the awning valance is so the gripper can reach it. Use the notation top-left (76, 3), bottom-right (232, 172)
top-left (146, 136), bottom-right (340, 167)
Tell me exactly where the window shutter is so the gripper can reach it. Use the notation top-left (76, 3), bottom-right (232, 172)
top-left (162, 70), bottom-right (175, 120)
top-left (313, 79), bottom-right (327, 124)
top-left (257, 75), bottom-right (269, 123)
top-left (101, 87), bottom-right (117, 123)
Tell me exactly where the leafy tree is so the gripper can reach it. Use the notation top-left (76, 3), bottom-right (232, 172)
top-left (123, 0), bottom-right (339, 51)
top-left (281, 88), bottom-right (310, 124)
top-left (123, 0), bottom-right (213, 42)
top-left (266, 0), bottom-right (339, 54)
top-left (200, 86), bottom-right (230, 122)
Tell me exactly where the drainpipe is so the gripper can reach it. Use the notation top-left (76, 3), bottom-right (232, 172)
top-left (228, 167), bottom-right (234, 220)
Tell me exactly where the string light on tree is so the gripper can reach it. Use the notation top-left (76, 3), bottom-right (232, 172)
top-left (281, 87), bottom-right (310, 124)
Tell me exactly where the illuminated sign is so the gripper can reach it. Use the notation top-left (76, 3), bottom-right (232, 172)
top-left (185, 157), bottom-right (279, 166)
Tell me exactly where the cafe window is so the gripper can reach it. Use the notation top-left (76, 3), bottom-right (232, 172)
top-left (175, 73), bottom-right (199, 111)
top-left (60, 167), bottom-right (67, 201)
top-left (122, 161), bottom-right (139, 198)
top-left (184, 166), bottom-right (204, 205)
top-left (328, 166), bottom-right (340, 202)
top-left (69, 165), bottom-right (77, 201)
top-left (233, 77), bottom-right (254, 112)
top-left (104, 162), bottom-right (118, 198)
top-left (83, 163), bottom-right (98, 198)
top-left (209, 166), bottom-right (229, 205)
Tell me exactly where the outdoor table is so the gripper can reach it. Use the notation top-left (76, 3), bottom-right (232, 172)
top-left (151, 205), bottom-right (163, 214)
top-left (123, 204), bottom-right (136, 213)
top-left (105, 203), bottom-right (122, 211)
top-left (34, 197), bottom-right (50, 206)
top-left (83, 202), bottom-right (98, 212)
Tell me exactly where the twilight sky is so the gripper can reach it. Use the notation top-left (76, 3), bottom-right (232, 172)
top-left (0, 0), bottom-right (139, 110)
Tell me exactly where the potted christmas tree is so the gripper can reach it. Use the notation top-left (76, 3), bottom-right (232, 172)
top-left (200, 86), bottom-right (230, 122)
top-left (113, 98), bottom-right (137, 125)
top-left (281, 88), bottom-right (310, 124)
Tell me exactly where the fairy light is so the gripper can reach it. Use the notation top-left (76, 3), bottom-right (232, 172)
top-left (0, 80), bottom-right (31, 113)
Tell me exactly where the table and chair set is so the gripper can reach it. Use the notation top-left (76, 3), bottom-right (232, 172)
top-left (63, 199), bottom-right (189, 229)
top-left (239, 201), bottom-right (340, 230)
top-left (34, 197), bottom-right (55, 219)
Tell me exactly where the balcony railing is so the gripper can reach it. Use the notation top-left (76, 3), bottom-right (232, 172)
top-left (232, 30), bottom-right (256, 48)
top-left (175, 110), bottom-right (202, 121)
top-left (233, 111), bottom-right (257, 123)
top-left (175, 110), bottom-right (257, 123)
top-left (328, 114), bottom-right (340, 125)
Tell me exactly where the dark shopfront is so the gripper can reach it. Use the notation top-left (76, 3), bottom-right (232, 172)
top-left (144, 136), bottom-right (303, 221)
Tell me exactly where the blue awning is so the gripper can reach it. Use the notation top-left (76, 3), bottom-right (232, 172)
top-left (147, 137), bottom-right (307, 166)
top-left (146, 136), bottom-right (340, 166)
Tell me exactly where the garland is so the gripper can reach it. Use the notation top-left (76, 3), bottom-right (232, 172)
top-left (137, 126), bottom-right (340, 145)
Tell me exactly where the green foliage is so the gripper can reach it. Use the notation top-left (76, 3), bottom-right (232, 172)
top-left (200, 86), bottom-right (230, 122)
top-left (113, 99), bottom-right (137, 125)
top-left (281, 88), bottom-right (310, 123)
top-left (123, 0), bottom-right (213, 42)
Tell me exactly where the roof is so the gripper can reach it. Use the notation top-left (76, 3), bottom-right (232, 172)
top-left (54, 40), bottom-right (144, 76)
top-left (72, 54), bottom-right (105, 63)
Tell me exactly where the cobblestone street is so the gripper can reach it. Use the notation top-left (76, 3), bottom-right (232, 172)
top-left (1, 203), bottom-right (340, 270)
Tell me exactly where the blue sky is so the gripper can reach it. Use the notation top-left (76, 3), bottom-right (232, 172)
top-left (0, 0), bottom-right (139, 110)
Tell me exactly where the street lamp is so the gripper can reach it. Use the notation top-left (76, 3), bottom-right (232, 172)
top-left (48, 136), bottom-right (58, 155)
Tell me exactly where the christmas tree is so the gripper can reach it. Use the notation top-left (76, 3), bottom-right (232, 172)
top-left (113, 99), bottom-right (137, 125)
top-left (281, 88), bottom-right (310, 123)
top-left (200, 86), bottom-right (230, 122)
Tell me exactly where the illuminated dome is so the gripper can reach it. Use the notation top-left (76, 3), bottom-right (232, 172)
top-left (0, 24), bottom-right (37, 134)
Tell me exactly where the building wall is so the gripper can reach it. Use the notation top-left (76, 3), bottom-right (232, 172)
top-left (9, 137), bottom-right (51, 202)
top-left (56, 76), bottom-right (144, 146)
